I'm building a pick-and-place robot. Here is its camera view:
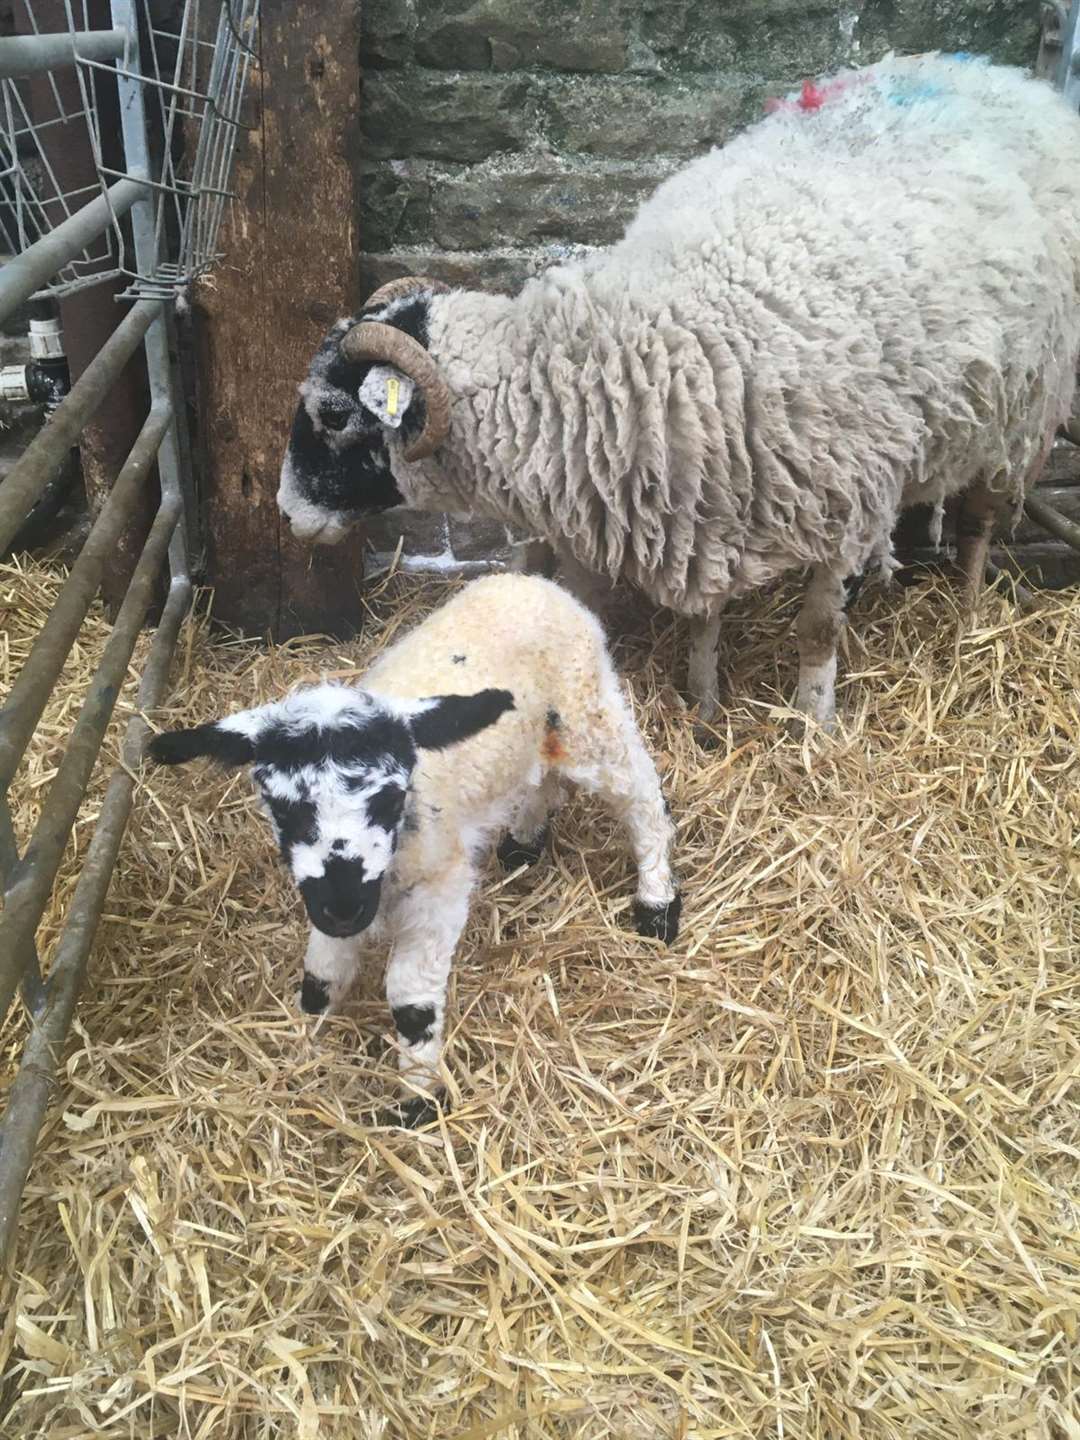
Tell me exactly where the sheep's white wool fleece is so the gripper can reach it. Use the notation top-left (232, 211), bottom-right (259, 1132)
top-left (364, 572), bottom-right (634, 880)
top-left (396, 55), bottom-right (1080, 616)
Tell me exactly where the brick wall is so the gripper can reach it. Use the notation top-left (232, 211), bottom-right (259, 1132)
top-left (356, 0), bottom-right (1044, 571)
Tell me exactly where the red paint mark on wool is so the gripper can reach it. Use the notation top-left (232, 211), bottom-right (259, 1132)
top-left (765, 69), bottom-right (873, 116)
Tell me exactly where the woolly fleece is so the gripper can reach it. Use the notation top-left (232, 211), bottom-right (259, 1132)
top-left (392, 55), bottom-right (1080, 616)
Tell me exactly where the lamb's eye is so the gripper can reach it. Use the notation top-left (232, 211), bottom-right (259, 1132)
top-left (320, 406), bottom-right (350, 432)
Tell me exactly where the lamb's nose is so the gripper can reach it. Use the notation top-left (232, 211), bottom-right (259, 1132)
top-left (280, 508), bottom-right (292, 526)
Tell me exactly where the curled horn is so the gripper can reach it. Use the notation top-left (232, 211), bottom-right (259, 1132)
top-left (342, 276), bottom-right (452, 462)
top-left (361, 275), bottom-right (449, 312)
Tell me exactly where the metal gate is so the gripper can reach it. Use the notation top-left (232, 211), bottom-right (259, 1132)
top-left (0, 1), bottom-right (258, 1262)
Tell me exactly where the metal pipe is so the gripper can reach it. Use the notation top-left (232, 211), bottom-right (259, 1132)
top-left (1024, 491), bottom-right (1080, 554)
top-left (0, 493), bottom-right (180, 1027)
top-left (1059, 0), bottom-right (1080, 110)
top-left (0, 177), bottom-right (144, 326)
top-left (0, 298), bottom-right (159, 556)
top-left (0, 404), bottom-right (172, 794)
top-left (0, 796), bottom-right (44, 1015)
top-left (984, 559), bottom-right (1036, 611)
top-left (0, 29), bottom-right (128, 80)
top-left (111, 0), bottom-right (192, 586)
top-left (0, 575), bottom-right (191, 1266)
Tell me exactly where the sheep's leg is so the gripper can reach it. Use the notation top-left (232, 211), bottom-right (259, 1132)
top-left (507, 534), bottom-right (557, 577)
top-left (688, 611), bottom-right (724, 728)
top-left (497, 772), bottom-right (564, 871)
top-left (383, 865), bottom-right (472, 1120)
top-left (300, 927), bottom-right (364, 1015)
top-left (955, 480), bottom-right (998, 605)
top-left (565, 686), bottom-right (680, 943)
top-left (553, 543), bottom-right (610, 613)
top-left (795, 565), bottom-right (848, 730)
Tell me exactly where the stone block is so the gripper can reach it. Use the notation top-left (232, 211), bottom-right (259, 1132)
top-left (541, 75), bottom-right (759, 159)
top-left (643, 0), bottom-right (856, 76)
top-left (360, 73), bottom-right (532, 162)
top-left (359, 248), bottom-right (551, 297)
top-left (415, 0), bottom-right (630, 73)
top-left (360, 0), bottom-right (418, 68)
top-left (447, 515), bottom-right (510, 560)
top-left (431, 157), bottom-right (675, 249)
top-left (360, 164), bottom-right (433, 253)
top-left (855, 1), bottom-right (1041, 69)
top-left (362, 510), bottom-right (449, 557)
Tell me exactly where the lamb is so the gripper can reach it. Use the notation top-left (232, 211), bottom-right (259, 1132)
top-left (277, 53), bottom-right (1080, 730)
top-left (147, 574), bottom-right (680, 1124)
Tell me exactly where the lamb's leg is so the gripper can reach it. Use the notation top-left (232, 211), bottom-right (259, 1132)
top-left (955, 480), bottom-right (998, 606)
top-left (300, 927), bottom-right (364, 1015)
top-left (795, 565), bottom-right (848, 730)
top-left (567, 683), bottom-right (680, 943)
top-left (382, 866), bottom-right (472, 1123)
top-left (688, 611), bottom-right (724, 729)
top-left (497, 772), bottom-right (564, 870)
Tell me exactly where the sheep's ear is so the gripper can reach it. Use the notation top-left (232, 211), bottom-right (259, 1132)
top-left (146, 719), bottom-right (257, 768)
top-left (408, 690), bottom-right (515, 751)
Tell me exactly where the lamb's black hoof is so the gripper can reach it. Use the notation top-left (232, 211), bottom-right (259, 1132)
top-left (497, 825), bottom-right (549, 871)
top-left (300, 973), bottom-right (330, 1014)
top-left (633, 893), bottom-right (682, 944)
top-left (379, 1091), bottom-right (446, 1129)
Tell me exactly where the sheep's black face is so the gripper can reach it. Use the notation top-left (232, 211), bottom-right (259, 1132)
top-left (279, 399), bottom-right (402, 546)
top-left (279, 296), bottom-right (433, 544)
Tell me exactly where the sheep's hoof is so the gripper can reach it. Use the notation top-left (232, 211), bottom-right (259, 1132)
top-left (633, 893), bottom-right (682, 945)
top-left (497, 825), bottom-right (549, 872)
top-left (692, 724), bottom-right (722, 751)
top-left (379, 1091), bottom-right (446, 1129)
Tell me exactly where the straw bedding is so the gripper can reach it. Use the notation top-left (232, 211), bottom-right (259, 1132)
top-left (1, 555), bottom-right (1079, 1439)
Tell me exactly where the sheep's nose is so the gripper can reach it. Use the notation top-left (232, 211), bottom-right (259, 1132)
top-left (279, 508), bottom-right (292, 526)
top-left (323, 899), bottom-right (365, 929)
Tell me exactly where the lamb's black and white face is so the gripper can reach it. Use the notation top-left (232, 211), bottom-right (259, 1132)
top-left (278, 294), bottom-right (433, 545)
top-left (246, 687), bottom-right (414, 935)
top-left (148, 683), bottom-right (515, 938)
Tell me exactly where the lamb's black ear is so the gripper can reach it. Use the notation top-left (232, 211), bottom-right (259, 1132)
top-left (408, 690), bottom-right (515, 751)
top-left (146, 722), bottom-right (256, 768)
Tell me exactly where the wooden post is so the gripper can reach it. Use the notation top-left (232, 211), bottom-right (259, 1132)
top-left (193, 0), bottom-right (366, 639)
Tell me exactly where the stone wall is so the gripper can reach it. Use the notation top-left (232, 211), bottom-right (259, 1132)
top-left (356, 0), bottom-right (1042, 570)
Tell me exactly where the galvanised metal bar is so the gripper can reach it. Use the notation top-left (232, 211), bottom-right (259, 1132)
top-left (1059, 0), bottom-right (1080, 111)
top-left (0, 403), bottom-right (172, 796)
top-left (0, 298), bottom-right (159, 556)
top-left (0, 177), bottom-right (144, 324)
top-left (0, 796), bottom-right (45, 1014)
top-left (0, 573), bottom-right (191, 1265)
top-left (0, 492), bottom-right (181, 1028)
top-left (0, 29), bottom-right (128, 81)
top-left (111, 0), bottom-right (191, 587)
top-left (1025, 491), bottom-right (1080, 554)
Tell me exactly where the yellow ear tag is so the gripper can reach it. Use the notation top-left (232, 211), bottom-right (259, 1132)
top-left (386, 377), bottom-right (400, 417)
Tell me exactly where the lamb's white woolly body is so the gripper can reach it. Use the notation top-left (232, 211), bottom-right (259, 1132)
top-left (299, 574), bottom-right (679, 1101)
top-left (392, 56), bottom-right (1080, 617)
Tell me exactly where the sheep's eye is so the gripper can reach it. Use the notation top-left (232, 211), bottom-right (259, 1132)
top-left (320, 406), bottom-right (350, 432)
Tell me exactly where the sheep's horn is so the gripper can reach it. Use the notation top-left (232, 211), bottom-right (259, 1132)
top-left (340, 320), bottom-right (451, 462)
top-left (361, 275), bottom-right (450, 312)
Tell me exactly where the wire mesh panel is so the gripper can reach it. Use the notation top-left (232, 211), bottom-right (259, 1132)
top-left (0, 0), bottom-right (259, 301)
